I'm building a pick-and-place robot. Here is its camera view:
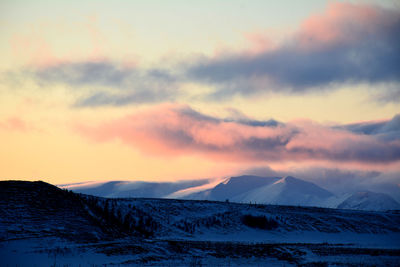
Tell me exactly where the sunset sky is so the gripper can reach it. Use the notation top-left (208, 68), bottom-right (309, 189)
top-left (1, 0), bottom-right (399, 185)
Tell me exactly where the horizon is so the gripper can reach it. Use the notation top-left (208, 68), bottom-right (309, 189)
top-left (1, 0), bottom-right (399, 188)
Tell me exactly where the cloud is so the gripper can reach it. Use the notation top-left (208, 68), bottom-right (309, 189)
top-left (29, 60), bottom-right (179, 106)
top-left (34, 61), bottom-right (134, 87)
top-left (187, 3), bottom-right (400, 98)
top-left (339, 114), bottom-right (400, 141)
top-left (21, 3), bottom-right (400, 105)
top-left (75, 105), bottom-right (400, 165)
top-left (74, 87), bottom-right (175, 107)
top-left (374, 85), bottom-right (400, 103)
top-left (0, 117), bottom-right (30, 132)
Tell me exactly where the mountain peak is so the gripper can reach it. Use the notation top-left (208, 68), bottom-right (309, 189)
top-left (338, 191), bottom-right (400, 211)
top-left (274, 176), bottom-right (306, 186)
top-left (233, 176), bottom-right (334, 206)
top-left (282, 176), bottom-right (297, 182)
top-left (209, 175), bottom-right (280, 201)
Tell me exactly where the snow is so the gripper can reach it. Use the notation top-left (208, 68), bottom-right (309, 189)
top-left (60, 175), bottom-right (400, 211)
top-left (61, 179), bottom-right (210, 198)
top-left (231, 176), bottom-right (333, 207)
top-left (58, 180), bottom-right (108, 189)
top-left (191, 230), bottom-right (400, 248)
top-left (321, 193), bottom-right (352, 208)
top-left (0, 238), bottom-right (113, 267)
top-left (0, 237), bottom-right (294, 267)
top-left (185, 175), bottom-right (280, 201)
top-left (2, 180), bottom-right (400, 266)
top-left (338, 191), bottom-right (400, 211)
top-left (166, 177), bottom-right (225, 199)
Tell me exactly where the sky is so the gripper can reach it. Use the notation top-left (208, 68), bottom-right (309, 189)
top-left (0, 0), bottom-right (399, 186)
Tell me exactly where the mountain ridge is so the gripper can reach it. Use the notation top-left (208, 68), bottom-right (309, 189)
top-left (338, 191), bottom-right (400, 211)
top-left (60, 175), bottom-right (400, 211)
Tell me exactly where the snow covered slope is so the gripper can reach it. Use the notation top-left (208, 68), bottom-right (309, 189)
top-left (232, 176), bottom-right (334, 206)
top-left (62, 179), bottom-right (209, 198)
top-left (337, 191), bottom-right (400, 211)
top-left (184, 175), bottom-right (280, 200)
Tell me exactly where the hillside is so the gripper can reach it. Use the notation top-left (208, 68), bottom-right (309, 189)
top-left (183, 175), bottom-right (280, 200)
top-left (338, 191), bottom-right (400, 211)
top-left (231, 176), bottom-right (334, 206)
top-left (0, 181), bottom-right (127, 242)
top-left (1, 180), bottom-right (400, 266)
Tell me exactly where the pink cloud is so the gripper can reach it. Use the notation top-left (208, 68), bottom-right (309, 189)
top-left (241, 3), bottom-right (397, 54)
top-left (243, 31), bottom-right (276, 55)
top-left (296, 3), bottom-right (386, 48)
top-left (75, 105), bottom-right (400, 166)
top-left (10, 34), bottom-right (61, 67)
top-left (77, 104), bottom-right (291, 158)
top-left (0, 117), bottom-right (30, 132)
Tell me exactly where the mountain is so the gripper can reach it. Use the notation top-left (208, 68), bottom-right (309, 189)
top-left (62, 179), bottom-right (209, 198)
top-left (2, 180), bottom-right (400, 266)
top-left (183, 175), bottom-right (280, 201)
top-left (232, 176), bottom-right (334, 206)
top-left (60, 175), bottom-right (400, 210)
top-left (337, 191), bottom-right (400, 211)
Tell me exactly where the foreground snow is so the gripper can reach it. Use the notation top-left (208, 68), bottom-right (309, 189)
top-left (2, 233), bottom-right (400, 267)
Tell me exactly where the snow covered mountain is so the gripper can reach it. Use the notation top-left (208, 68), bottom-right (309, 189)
top-left (61, 175), bottom-right (400, 211)
top-left (183, 175), bottom-right (335, 208)
top-left (61, 179), bottom-right (209, 198)
top-left (232, 176), bottom-right (334, 206)
top-left (182, 175), bottom-right (280, 200)
top-left (337, 191), bottom-right (400, 211)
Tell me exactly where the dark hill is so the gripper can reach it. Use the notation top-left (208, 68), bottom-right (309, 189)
top-left (0, 180), bottom-right (125, 242)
